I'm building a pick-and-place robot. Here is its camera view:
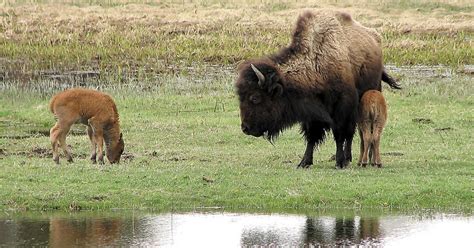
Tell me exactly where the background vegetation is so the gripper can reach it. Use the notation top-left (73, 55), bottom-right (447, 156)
top-left (1, 0), bottom-right (472, 82)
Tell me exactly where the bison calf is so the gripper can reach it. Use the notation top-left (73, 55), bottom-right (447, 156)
top-left (357, 90), bottom-right (387, 168)
top-left (49, 88), bottom-right (124, 164)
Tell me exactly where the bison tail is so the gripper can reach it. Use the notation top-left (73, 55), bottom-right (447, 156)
top-left (382, 70), bottom-right (402, 90)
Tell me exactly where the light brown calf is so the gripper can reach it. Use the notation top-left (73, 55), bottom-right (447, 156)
top-left (49, 88), bottom-right (124, 164)
top-left (357, 90), bottom-right (387, 168)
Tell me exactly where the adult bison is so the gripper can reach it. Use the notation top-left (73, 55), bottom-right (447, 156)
top-left (235, 10), bottom-right (400, 169)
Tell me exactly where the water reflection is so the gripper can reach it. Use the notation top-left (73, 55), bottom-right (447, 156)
top-left (0, 212), bottom-right (472, 247)
top-left (49, 218), bottom-right (123, 247)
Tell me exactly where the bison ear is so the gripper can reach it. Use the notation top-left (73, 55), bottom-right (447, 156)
top-left (269, 83), bottom-right (283, 97)
top-left (266, 72), bottom-right (283, 97)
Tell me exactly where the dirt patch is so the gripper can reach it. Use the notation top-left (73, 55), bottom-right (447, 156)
top-left (11, 146), bottom-right (89, 159)
top-left (149, 151), bottom-right (159, 157)
top-left (0, 134), bottom-right (35, 140)
top-left (31, 147), bottom-right (51, 157)
top-left (381, 152), bottom-right (404, 156)
top-left (459, 65), bottom-right (474, 75)
top-left (9, 147), bottom-right (53, 158)
top-left (164, 156), bottom-right (187, 162)
top-left (90, 195), bottom-right (107, 201)
top-left (122, 152), bottom-right (135, 161)
top-left (412, 118), bottom-right (434, 124)
top-left (29, 130), bottom-right (50, 136)
top-left (435, 127), bottom-right (453, 132)
top-left (0, 128), bottom-right (83, 140)
top-left (69, 202), bottom-right (81, 211)
top-left (202, 176), bottom-right (214, 184)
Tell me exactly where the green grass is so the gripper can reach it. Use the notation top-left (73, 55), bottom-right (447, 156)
top-left (0, 71), bottom-right (472, 212)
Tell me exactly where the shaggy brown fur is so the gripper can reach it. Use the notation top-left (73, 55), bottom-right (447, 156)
top-left (236, 10), bottom-right (399, 168)
top-left (49, 88), bottom-right (124, 164)
top-left (357, 90), bottom-right (387, 168)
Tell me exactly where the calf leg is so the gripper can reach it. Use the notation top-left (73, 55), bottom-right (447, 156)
top-left (357, 129), bottom-right (364, 166)
top-left (369, 143), bottom-right (375, 166)
top-left (87, 125), bottom-right (97, 164)
top-left (50, 123), bottom-right (61, 164)
top-left (95, 132), bottom-right (105, 165)
top-left (57, 121), bottom-right (74, 163)
top-left (360, 128), bottom-right (372, 167)
top-left (373, 128), bottom-right (383, 168)
top-left (88, 118), bottom-right (105, 164)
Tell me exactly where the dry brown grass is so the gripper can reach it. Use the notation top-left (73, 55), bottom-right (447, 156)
top-left (0, 0), bottom-right (472, 81)
top-left (2, 1), bottom-right (472, 34)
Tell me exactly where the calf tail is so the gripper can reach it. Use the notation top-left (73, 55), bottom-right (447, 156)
top-left (49, 96), bottom-right (56, 114)
top-left (382, 69), bottom-right (402, 89)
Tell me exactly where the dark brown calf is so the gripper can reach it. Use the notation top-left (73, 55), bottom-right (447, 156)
top-left (357, 90), bottom-right (387, 168)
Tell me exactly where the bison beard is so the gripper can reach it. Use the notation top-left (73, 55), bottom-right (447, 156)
top-left (236, 11), bottom-right (400, 169)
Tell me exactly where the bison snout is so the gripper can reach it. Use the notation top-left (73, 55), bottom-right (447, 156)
top-left (241, 123), bottom-right (250, 134)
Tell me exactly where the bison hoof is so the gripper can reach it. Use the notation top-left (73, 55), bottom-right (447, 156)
top-left (297, 160), bottom-right (313, 169)
top-left (67, 157), bottom-right (74, 163)
top-left (335, 164), bottom-right (344, 169)
top-left (375, 163), bottom-right (383, 168)
top-left (335, 161), bottom-right (349, 169)
top-left (344, 159), bottom-right (350, 167)
top-left (53, 157), bottom-right (60, 165)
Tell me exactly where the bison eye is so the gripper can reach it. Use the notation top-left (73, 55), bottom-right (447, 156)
top-left (249, 94), bottom-right (261, 104)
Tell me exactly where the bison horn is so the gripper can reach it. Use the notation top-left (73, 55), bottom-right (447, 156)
top-left (251, 64), bottom-right (265, 87)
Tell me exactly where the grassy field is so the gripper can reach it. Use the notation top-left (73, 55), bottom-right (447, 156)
top-left (0, 1), bottom-right (473, 212)
top-left (1, 69), bottom-right (473, 212)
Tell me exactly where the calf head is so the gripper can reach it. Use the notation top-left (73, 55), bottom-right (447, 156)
top-left (236, 62), bottom-right (286, 140)
top-left (107, 133), bottom-right (124, 164)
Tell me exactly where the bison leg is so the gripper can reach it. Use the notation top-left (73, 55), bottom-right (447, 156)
top-left (298, 122), bottom-right (328, 168)
top-left (87, 125), bottom-right (97, 164)
top-left (334, 107), bottom-right (357, 168)
top-left (343, 126), bottom-right (355, 167)
top-left (333, 129), bottom-right (347, 169)
top-left (298, 141), bottom-right (315, 168)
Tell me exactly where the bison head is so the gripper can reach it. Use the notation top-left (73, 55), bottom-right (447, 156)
top-left (235, 62), bottom-right (287, 140)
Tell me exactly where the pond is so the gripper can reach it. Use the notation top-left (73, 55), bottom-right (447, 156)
top-left (0, 211), bottom-right (472, 247)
